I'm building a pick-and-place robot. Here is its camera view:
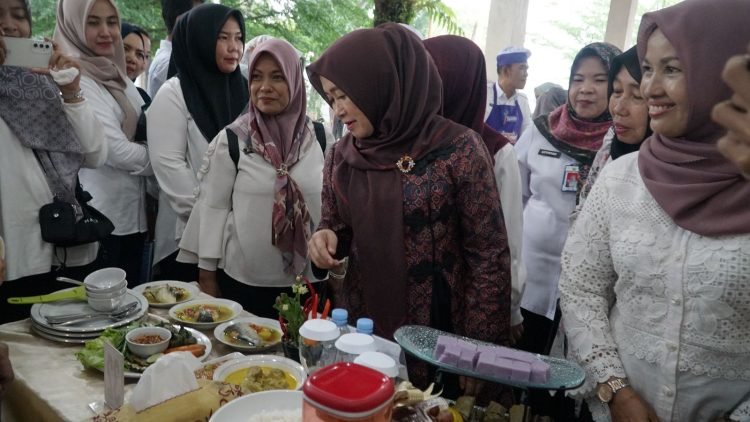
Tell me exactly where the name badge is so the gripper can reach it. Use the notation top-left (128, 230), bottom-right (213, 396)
top-left (538, 149), bottom-right (561, 158)
top-left (561, 164), bottom-right (580, 192)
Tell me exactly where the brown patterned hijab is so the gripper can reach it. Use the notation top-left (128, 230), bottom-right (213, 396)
top-left (637, 0), bottom-right (750, 236)
top-left (307, 23), bottom-right (468, 338)
top-left (228, 39), bottom-right (312, 276)
top-left (54, 0), bottom-right (138, 141)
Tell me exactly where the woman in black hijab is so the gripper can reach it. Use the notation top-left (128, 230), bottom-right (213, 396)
top-left (147, 4), bottom-right (248, 282)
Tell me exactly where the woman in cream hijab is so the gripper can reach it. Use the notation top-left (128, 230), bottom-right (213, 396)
top-left (54, 0), bottom-right (150, 286)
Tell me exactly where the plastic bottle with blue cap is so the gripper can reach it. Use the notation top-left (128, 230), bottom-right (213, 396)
top-left (356, 318), bottom-right (374, 335)
top-left (331, 308), bottom-right (350, 337)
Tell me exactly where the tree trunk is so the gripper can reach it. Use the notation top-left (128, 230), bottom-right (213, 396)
top-left (373, 0), bottom-right (417, 26)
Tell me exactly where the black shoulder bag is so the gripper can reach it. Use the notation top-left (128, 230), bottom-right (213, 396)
top-left (39, 181), bottom-right (115, 247)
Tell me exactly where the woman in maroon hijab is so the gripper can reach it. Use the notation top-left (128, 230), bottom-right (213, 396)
top-left (423, 35), bottom-right (525, 346)
top-left (307, 24), bottom-right (510, 385)
top-left (559, 1), bottom-right (750, 421)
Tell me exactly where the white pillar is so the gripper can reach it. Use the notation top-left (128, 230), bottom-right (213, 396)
top-left (484, 0), bottom-right (530, 82)
top-left (604, 0), bottom-right (638, 50)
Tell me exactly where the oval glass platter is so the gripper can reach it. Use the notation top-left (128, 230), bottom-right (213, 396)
top-left (393, 325), bottom-right (585, 391)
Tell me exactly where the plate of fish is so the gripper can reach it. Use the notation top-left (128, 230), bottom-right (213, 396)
top-left (168, 298), bottom-right (242, 329)
top-left (132, 280), bottom-right (200, 308)
top-left (214, 317), bottom-right (283, 352)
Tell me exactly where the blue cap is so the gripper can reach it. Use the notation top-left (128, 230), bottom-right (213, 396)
top-left (356, 318), bottom-right (374, 334)
top-left (331, 308), bottom-right (348, 325)
top-left (497, 46), bottom-right (531, 67)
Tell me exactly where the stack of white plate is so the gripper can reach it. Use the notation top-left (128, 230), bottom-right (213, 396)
top-left (29, 290), bottom-right (148, 344)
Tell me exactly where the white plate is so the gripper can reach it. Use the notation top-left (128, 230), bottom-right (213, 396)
top-left (168, 298), bottom-right (242, 330)
top-left (213, 317), bottom-right (282, 352)
top-left (209, 390), bottom-right (302, 422)
top-left (212, 354), bottom-right (306, 390)
top-left (30, 289), bottom-right (148, 334)
top-left (132, 280), bottom-right (200, 308)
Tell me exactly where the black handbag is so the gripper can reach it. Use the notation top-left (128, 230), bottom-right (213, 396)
top-left (39, 182), bottom-right (114, 247)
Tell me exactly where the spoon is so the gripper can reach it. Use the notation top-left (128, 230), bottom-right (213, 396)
top-left (45, 301), bottom-right (139, 325)
top-left (56, 277), bottom-right (84, 286)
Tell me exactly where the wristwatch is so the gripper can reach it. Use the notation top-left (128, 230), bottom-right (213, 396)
top-left (596, 378), bottom-right (629, 403)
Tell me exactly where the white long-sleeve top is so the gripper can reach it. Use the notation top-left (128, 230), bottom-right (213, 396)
top-left (493, 143), bottom-right (525, 326)
top-left (559, 153), bottom-right (750, 422)
top-left (515, 124), bottom-right (578, 319)
top-left (147, 77), bottom-right (210, 264)
top-left (78, 76), bottom-right (148, 236)
top-left (0, 100), bottom-right (106, 281)
top-left (177, 122), bottom-right (324, 287)
top-left (146, 40), bottom-right (171, 99)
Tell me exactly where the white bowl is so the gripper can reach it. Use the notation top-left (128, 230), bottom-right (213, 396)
top-left (168, 299), bottom-right (242, 329)
top-left (86, 285), bottom-right (127, 299)
top-left (209, 390), bottom-right (302, 422)
top-left (213, 317), bottom-right (283, 352)
top-left (84, 268), bottom-right (127, 292)
top-left (87, 294), bottom-right (126, 312)
top-left (126, 326), bottom-right (172, 358)
top-left (213, 354), bottom-right (307, 390)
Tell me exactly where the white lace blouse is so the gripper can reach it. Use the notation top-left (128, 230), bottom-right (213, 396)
top-left (559, 153), bottom-right (750, 422)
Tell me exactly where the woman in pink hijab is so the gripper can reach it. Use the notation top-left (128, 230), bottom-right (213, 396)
top-left (559, 0), bottom-right (750, 421)
top-left (177, 39), bottom-right (324, 318)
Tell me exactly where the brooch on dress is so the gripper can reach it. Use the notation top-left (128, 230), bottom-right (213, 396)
top-left (396, 154), bottom-right (415, 174)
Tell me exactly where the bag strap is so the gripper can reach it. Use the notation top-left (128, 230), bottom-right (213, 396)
top-left (227, 128), bottom-right (240, 172)
top-left (313, 121), bottom-right (326, 154)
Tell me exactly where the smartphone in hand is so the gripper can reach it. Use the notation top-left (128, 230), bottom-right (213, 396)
top-left (2, 38), bottom-right (53, 68)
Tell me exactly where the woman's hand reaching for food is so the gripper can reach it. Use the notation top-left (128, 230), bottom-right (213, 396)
top-left (308, 229), bottom-right (341, 270)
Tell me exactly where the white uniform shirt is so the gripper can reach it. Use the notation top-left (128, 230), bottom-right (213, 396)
top-left (147, 40), bottom-right (171, 99)
top-left (484, 82), bottom-right (532, 138)
top-left (560, 153), bottom-right (750, 422)
top-left (493, 143), bottom-right (526, 326)
top-left (147, 77), bottom-right (210, 264)
top-left (78, 76), bottom-right (148, 236)
top-left (177, 124), bottom-right (324, 287)
top-left (0, 100), bottom-right (106, 280)
top-left (515, 124), bottom-right (578, 319)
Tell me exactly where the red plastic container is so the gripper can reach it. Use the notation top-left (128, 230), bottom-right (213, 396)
top-left (303, 362), bottom-right (395, 421)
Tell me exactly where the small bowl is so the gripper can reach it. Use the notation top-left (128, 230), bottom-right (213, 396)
top-left (86, 286), bottom-right (127, 299)
top-left (84, 268), bottom-right (127, 293)
top-left (126, 326), bottom-right (172, 358)
top-left (87, 293), bottom-right (127, 312)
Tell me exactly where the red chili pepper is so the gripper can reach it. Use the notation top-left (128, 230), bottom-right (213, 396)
top-left (278, 316), bottom-right (287, 336)
top-left (321, 299), bottom-right (331, 320)
top-left (303, 276), bottom-right (317, 298)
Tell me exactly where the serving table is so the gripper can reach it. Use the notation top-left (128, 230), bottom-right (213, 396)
top-left (0, 292), bottom-right (244, 422)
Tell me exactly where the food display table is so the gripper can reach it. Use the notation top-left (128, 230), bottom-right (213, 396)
top-left (0, 292), bottom-right (243, 422)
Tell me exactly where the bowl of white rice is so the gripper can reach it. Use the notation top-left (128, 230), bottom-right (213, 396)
top-left (209, 390), bottom-right (302, 422)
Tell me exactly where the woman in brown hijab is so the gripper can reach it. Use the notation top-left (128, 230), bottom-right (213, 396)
top-left (307, 24), bottom-right (510, 377)
top-left (559, 1), bottom-right (750, 420)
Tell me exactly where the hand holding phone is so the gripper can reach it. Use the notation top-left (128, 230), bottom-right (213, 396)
top-left (1, 37), bottom-right (53, 69)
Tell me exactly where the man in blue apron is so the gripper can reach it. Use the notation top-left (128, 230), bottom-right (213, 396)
top-left (485, 47), bottom-right (532, 144)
